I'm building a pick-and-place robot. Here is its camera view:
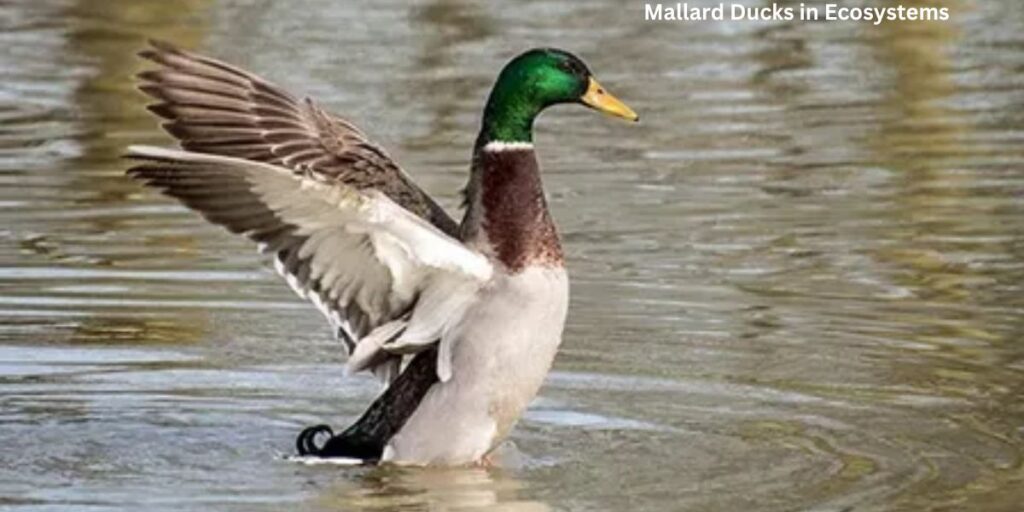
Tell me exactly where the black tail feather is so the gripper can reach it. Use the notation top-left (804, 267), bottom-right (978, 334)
top-left (312, 347), bottom-right (439, 461)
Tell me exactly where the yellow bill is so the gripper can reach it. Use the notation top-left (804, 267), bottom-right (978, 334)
top-left (580, 77), bottom-right (639, 122)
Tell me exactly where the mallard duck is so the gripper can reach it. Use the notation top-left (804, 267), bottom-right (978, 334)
top-left (126, 40), bottom-right (637, 466)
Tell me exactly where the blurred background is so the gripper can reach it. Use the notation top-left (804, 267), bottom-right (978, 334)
top-left (1, 0), bottom-right (1022, 510)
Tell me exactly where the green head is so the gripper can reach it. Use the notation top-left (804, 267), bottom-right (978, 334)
top-left (479, 48), bottom-right (638, 145)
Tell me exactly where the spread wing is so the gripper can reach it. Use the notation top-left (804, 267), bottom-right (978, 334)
top-left (131, 41), bottom-right (477, 381)
top-left (136, 39), bottom-right (458, 236)
top-left (126, 146), bottom-right (490, 382)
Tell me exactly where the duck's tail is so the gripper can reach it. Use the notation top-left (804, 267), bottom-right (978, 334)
top-left (311, 347), bottom-right (439, 461)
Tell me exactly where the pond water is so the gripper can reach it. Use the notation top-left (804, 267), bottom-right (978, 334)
top-left (1, 0), bottom-right (1023, 510)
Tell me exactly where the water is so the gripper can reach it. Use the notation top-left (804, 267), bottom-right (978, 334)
top-left (1, 0), bottom-right (1023, 510)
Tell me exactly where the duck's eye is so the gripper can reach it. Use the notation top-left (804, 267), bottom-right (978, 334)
top-left (558, 59), bottom-right (585, 77)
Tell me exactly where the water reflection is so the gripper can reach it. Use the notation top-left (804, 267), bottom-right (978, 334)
top-left (313, 465), bottom-right (549, 512)
top-left (869, 2), bottom-right (1021, 376)
top-left (865, 5), bottom-right (1024, 508)
top-left (62, 0), bottom-right (211, 309)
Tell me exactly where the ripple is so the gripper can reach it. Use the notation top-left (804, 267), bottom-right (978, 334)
top-left (1, 0), bottom-right (1024, 510)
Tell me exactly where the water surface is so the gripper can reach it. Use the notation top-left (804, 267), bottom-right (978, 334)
top-left (2, 0), bottom-right (1023, 510)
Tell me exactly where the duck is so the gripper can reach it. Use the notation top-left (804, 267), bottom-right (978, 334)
top-left (126, 40), bottom-right (637, 466)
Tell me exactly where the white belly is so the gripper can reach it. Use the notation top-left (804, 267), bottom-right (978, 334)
top-left (382, 266), bottom-right (569, 466)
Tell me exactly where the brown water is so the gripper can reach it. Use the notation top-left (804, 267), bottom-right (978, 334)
top-left (2, 0), bottom-right (1023, 510)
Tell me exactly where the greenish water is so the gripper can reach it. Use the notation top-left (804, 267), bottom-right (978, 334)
top-left (1, 0), bottom-right (1023, 510)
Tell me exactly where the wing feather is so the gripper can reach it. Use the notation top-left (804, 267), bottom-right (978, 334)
top-left (136, 40), bottom-right (458, 236)
top-left (126, 146), bottom-right (489, 381)
top-left (132, 41), bottom-right (475, 382)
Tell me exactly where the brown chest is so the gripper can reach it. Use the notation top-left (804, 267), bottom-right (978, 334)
top-left (470, 148), bottom-right (564, 271)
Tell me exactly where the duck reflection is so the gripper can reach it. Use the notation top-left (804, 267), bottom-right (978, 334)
top-left (312, 464), bottom-right (550, 512)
